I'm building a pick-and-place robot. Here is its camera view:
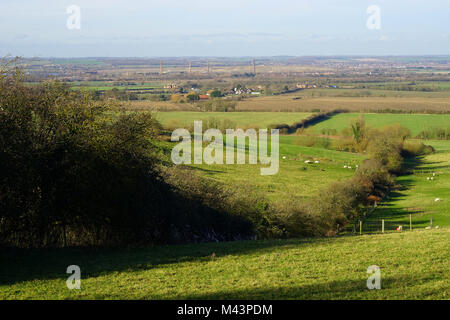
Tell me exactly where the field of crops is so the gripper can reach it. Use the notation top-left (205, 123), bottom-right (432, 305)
top-left (235, 92), bottom-right (450, 112)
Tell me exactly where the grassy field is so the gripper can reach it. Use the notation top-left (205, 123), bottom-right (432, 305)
top-left (190, 135), bottom-right (363, 201)
top-left (365, 140), bottom-right (450, 231)
top-left (2, 111), bottom-right (448, 300)
top-left (312, 113), bottom-right (450, 136)
top-left (1, 229), bottom-right (448, 299)
top-left (155, 112), bottom-right (314, 129)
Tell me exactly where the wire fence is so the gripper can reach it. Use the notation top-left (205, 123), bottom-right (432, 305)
top-left (349, 214), bottom-right (436, 235)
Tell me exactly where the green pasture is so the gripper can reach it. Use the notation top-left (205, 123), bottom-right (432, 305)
top-left (189, 135), bottom-right (363, 202)
top-left (1, 229), bottom-right (448, 299)
top-left (365, 140), bottom-right (450, 230)
top-left (312, 113), bottom-right (450, 136)
top-left (156, 112), bottom-right (314, 130)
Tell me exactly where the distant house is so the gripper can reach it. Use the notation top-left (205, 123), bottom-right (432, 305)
top-left (198, 95), bottom-right (209, 100)
top-left (296, 83), bottom-right (317, 89)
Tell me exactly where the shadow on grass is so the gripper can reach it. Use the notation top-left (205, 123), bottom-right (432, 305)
top-left (360, 156), bottom-right (428, 232)
top-left (0, 237), bottom-right (334, 286)
top-left (94, 275), bottom-right (417, 300)
top-left (181, 275), bottom-right (415, 300)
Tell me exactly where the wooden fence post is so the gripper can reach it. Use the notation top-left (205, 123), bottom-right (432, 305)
top-left (360, 221), bottom-right (362, 235)
top-left (382, 219), bottom-right (384, 233)
top-left (410, 214), bottom-right (412, 231)
top-left (430, 217), bottom-right (433, 229)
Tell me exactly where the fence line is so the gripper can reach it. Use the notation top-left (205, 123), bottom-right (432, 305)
top-left (352, 214), bottom-right (436, 235)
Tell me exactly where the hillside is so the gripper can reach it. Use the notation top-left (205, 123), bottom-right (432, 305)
top-left (1, 229), bottom-right (448, 299)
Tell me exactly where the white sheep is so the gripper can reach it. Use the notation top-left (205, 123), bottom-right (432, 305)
top-left (435, 198), bottom-right (441, 202)
top-left (427, 177), bottom-right (430, 180)
top-left (314, 160), bottom-right (320, 164)
top-left (348, 166), bottom-right (352, 169)
top-left (282, 156), bottom-right (287, 160)
top-left (436, 226), bottom-right (440, 229)
top-left (433, 173), bottom-right (436, 176)
top-left (425, 226), bottom-right (431, 230)
top-left (344, 165), bottom-right (348, 168)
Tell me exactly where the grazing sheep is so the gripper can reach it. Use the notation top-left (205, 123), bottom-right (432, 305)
top-left (356, 165), bottom-right (359, 168)
top-left (304, 160), bottom-right (312, 164)
top-left (348, 166), bottom-right (352, 169)
top-left (282, 156), bottom-right (287, 160)
top-left (435, 198), bottom-right (441, 202)
top-left (344, 165), bottom-right (348, 168)
top-left (314, 160), bottom-right (320, 164)
top-left (436, 226), bottom-right (440, 229)
top-left (425, 226), bottom-right (431, 230)
top-left (431, 177), bottom-right (434, 181)
top-left (427, 177), bottom-right (431, 180)
top-left (433, 173), bottom-right (436, 176)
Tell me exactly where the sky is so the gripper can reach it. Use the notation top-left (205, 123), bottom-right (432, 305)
top-left (1, 0), bottom-right (450, 57)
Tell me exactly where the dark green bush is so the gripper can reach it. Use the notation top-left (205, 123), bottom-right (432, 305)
top-left (0, 77), bottom-right (253, 248)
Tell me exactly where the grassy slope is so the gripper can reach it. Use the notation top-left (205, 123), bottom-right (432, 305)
top-left (191, 135), bottom-right (363, 201)
top-left (365, 140), bottom-right (450, 230)
top-left (313, 113), bottom-right (450, 136)
top-left (2, 113), bottom-right (448, 300)
top-left (1, 229), bottom-right (448, 300)
top-left (155, 112), bottom-right (313, 129)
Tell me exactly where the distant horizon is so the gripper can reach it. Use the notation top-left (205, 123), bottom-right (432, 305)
top-left (13, 54), bottom-right (450, 59)
top-left (2, 1), bottom-right (450, 57)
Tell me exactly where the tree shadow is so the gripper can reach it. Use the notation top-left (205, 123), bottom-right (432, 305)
top-left (181, 275), bottom-right (418, 300)
top-left (0, 237), bottom-right (330, 286)
top-left (95, 275), bottom-right (419, 300)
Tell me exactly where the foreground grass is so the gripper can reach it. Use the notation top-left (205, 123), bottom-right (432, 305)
top-left (1, 229), bottom-right (448, 300)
